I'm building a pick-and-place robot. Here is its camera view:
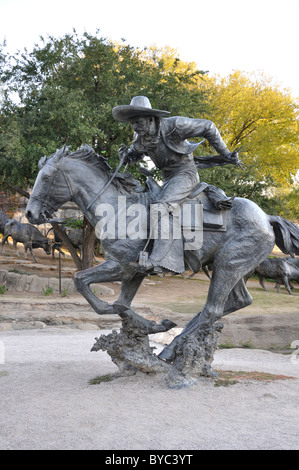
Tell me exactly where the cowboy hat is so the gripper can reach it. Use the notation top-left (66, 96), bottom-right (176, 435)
top-left (112, 96), bottom-right (170, 122)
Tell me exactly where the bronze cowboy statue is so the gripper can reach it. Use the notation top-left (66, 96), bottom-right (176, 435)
top-left (26, 108), bottom-right (299, 381)
top-left (112, 96), bottom-right (243, 274)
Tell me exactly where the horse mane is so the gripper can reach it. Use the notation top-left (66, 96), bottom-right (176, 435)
top-left (61, 144), bottom-right (144, 195)
top-left (68, 144), bottom-right (112, 173)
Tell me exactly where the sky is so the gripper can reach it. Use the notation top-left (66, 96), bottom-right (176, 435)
top-left (0, 0), bottom-right (299, 98)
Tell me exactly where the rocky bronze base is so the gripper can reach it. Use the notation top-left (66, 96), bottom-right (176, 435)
top-left (91, 303), bottom-right (223, 389)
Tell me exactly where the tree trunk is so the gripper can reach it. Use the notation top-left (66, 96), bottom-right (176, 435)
top-left (7, 184), bottom-right (30, 199)
top-left (51, 222), bottom-right (82, 271)
top-left (82, 216), bottom-right (96, 270)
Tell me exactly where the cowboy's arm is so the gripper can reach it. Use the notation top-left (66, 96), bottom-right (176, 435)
top-left (176, 117), bottom-right (238, 162)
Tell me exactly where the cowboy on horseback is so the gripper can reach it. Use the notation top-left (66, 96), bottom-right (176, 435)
top-left (112, 96), bottom-right (243, 274)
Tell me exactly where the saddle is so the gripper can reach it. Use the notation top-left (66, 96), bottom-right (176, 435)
top-left (183, 185), bottom-right (229, 232)
top-left (144, 176), bottom-right (231, 232)
top-left (183, 182), bottom-right (232, 273)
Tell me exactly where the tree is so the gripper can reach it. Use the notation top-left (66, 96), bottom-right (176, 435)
top-left (195, 71), bottom-right (299, 216)
top-left (0, 31), bottom-right (208, 267)
top-left (199, 71), bottom-right (299, 187)
top-left (0, 32), bottom-right (208, 185)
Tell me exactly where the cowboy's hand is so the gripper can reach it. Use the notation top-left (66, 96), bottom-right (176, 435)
top-left (118, 144), bottom-right (130, 163)
top-left (226, 148), bottom-right (247, 169)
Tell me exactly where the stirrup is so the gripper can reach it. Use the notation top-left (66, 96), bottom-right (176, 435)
top-left (129, 261), bottom-right (163, 274)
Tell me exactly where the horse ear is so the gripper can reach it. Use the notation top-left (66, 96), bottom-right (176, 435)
top-left (52, 146), bottom-right (70, 163)
top-left (38, 146), bottom-right (70, 169)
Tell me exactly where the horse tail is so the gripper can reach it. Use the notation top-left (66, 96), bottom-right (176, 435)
top-left (268, 215), bottom-right (299, 257)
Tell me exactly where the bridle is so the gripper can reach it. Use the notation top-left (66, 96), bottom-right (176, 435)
top-left (30, 159), bottom-right (74, 223)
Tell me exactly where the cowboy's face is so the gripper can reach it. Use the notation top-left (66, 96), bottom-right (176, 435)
top-left (131, 117), bottom-right (153, 136)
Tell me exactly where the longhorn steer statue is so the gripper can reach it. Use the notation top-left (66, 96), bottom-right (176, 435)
top-left (51, 226), bottom-right (84, 259)
top-left (1, 219), bottom-right (51, 263)
top-left (251, 257), bottom-right (299, 295)
top-left (0, 211), bottom-right (10, 236)
top-left (286, 257), bottom-right (299, 269)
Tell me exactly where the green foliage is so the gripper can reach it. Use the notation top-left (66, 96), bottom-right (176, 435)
top-left (275, 185), bottom-right (299, 222)
top-left (42, 285), bottom-right (53, 296)
top-left (60, 288), bottom-right (69, 298)
top-left (201, 72), bottom-right (299, 193)
top-left (0, 32), bottom-right (298, 219)
top-left (0, 31), bottom-right (208, 187)
top-left (198, 163), bottom-right (282, 214)
top-left (63, 218), bottom-right (84, 229)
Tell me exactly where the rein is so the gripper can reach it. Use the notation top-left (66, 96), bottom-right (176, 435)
top-left (84, 155), bottom-right (127, 213)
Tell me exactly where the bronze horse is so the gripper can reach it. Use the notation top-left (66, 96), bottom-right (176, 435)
top-left (26, 145), bottom-right (299, 362)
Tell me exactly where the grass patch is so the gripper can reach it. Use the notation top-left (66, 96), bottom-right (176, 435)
top-left (214, 378), bottom-right (238, 387)
top-left (218, 341), bottom-right (253, 349)
top-left (8, 268), bottom-right (33, 276)
top-left (240, 341), bottom-right (253, 349)
top-left (60, 288), bottom-right (69, 297)
top-left (0, 284), bottom-right (7, 295)
top-left (214, 370), bottom-right (295, 386)
top-left (88, 374), bottom-right (116, 385)
top-left (42, 285), bottom-right (54, 296)
top-left (218, 341), bottom-right (236, 349)
top-left (0, 371), bottom-right (8, 379)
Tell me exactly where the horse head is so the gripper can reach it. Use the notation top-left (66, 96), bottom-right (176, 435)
top-left (26, 146), bottom-right (72, 224)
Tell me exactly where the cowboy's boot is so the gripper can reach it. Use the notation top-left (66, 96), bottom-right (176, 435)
top-left (134, 202), bottom-right (185, 274)
top-left (204, 185), bottom-right (234, 210)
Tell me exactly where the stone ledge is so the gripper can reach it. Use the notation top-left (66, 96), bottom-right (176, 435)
top-left (0, 269), bottom-right (114, 296)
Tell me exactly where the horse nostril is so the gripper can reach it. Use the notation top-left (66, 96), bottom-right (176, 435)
top-left (26, 210), bottom-right (32, 219)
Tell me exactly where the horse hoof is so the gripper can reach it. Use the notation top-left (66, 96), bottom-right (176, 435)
top-left (112, 302), bottom-right (127, 314)
top-left (158, 346), bottom-right (175, 363)
top-left (160, 319), bottom-right (177, 331)
top-left (96, 304), bottom-right (116, 315)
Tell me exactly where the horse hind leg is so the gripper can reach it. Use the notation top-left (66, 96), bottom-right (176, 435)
top-left (178, 276), bottom-right (252, 339)
top-left (159, 234), bottom-right (271, 362)
top-left (159, 270), bottom-right (250, 362)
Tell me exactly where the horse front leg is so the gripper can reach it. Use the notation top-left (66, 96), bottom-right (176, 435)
top-left (73, 260), bottom-right (122, 315)
top-left (116, 272), bottom-right (146, 307)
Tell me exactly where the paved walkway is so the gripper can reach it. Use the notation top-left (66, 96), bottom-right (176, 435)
top-left (1, 327), bottom-right (299, 450)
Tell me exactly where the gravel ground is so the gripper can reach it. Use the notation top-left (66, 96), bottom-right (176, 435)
top-left (1, 327), bottom-right (299, 450)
